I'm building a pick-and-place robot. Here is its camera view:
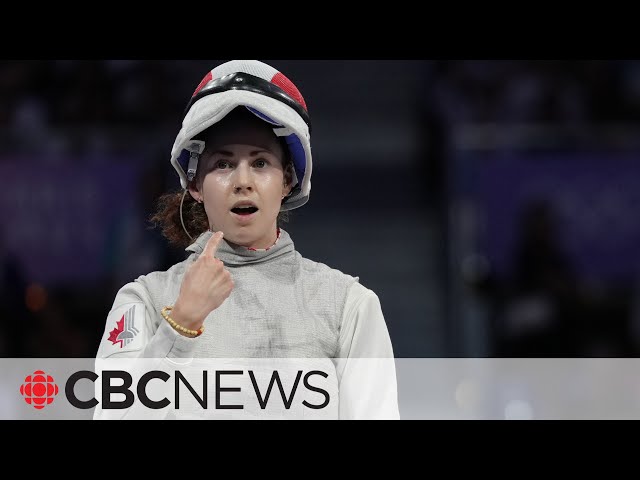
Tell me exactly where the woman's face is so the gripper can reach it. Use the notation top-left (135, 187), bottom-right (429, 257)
top-left (189, 111), bottom-right (292, 249)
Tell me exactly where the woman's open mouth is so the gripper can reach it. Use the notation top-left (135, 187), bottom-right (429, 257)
top-left (230, 205), bottom-right (259, 223)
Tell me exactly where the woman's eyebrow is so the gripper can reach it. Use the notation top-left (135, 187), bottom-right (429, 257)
top-left (249, 149), bottom-right (274, 156)
top-left (209, 149), bottom-right (233, 156)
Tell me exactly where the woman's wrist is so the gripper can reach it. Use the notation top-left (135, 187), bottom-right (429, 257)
top-left (171, 302), bottom-right (204, 330)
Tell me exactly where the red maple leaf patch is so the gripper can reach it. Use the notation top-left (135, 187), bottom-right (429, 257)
top-left (108, 316), bottom-right (125, 348)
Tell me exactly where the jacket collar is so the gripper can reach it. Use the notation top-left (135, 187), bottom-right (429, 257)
top-left (185, 228), bottom-right (295, 266)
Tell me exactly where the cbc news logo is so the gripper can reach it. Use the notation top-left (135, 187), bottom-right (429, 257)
top-left (18, 366), bottom-right (332, 414)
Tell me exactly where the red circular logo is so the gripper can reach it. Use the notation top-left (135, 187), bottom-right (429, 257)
top-left (20, 370), bottom-right (59, 410)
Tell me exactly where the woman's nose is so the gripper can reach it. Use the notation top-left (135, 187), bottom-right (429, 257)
top-left (232, 163), bottom-right (253, 192)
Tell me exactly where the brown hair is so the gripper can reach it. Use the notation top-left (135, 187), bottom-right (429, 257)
top-left (150, 190), bottom-right (209, 249)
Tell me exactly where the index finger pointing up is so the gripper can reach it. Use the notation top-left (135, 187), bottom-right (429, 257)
top-left (202, 231), bottom-right (224, 258)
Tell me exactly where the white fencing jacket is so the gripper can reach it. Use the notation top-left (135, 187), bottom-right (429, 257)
top-left (95, 229), bottom-right (399, 419)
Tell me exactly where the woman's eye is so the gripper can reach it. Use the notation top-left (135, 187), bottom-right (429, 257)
top-left (215, 160), bottom-right (230, 169)
top-left (254, 159), bottom-right (267, 168)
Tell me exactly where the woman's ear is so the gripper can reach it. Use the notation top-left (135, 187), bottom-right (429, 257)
top-left (282, 164), bottom-right (294, 197)
top-left (188, 182), bottom-right (203, 203)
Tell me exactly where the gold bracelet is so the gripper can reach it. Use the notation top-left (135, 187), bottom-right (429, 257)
top-left (161, 306), bottom-right (204, 338)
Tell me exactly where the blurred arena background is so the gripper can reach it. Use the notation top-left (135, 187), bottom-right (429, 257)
top-left (2, 60), bottom-right (640, 358)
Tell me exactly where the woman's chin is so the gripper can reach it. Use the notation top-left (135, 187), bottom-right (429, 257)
top-left (223, 230), bottom-right (262, 249)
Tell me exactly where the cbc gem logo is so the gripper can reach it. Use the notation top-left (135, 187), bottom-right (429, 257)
top-left (19, 370), bottom-right (59, 410)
